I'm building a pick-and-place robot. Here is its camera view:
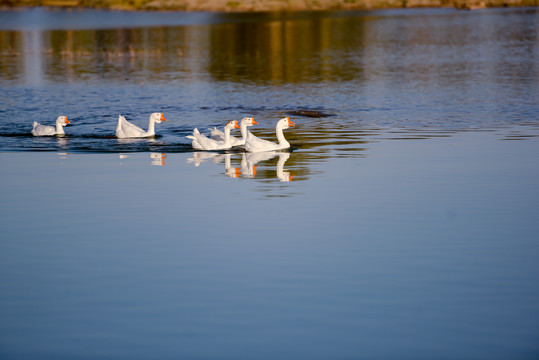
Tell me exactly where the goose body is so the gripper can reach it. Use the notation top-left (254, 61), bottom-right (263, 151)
top-left (115, 113), bottom-right (167, 138)
top-left (187, 120), bottom-right (240, 151)
top-left (209, 117), bottom-right (258, 146)
top-left (245, 117), bottom-right (295, 152)
top-left (31, 116), bottom-right (70, 136)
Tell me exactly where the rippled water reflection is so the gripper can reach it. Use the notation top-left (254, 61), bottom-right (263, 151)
top-left (1, 7), bottom-right (538, 153)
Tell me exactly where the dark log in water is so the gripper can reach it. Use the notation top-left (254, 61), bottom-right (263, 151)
top-left (286, 110), bottom-right (337, 118)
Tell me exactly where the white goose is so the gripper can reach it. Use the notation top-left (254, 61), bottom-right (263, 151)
top-left (209, 117), bottom-right (258, 147)
top-left (115, 113), bottom-right (167, 138)
top-left (245, 117), bottom-right (295, 152)
top-left (31, 116), bottom-right (70, 136)
top-left (186, 120), bottom-right (240, 151)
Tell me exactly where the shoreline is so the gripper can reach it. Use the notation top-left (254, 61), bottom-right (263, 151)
top-left (1, 0), bottom-right (537, 12)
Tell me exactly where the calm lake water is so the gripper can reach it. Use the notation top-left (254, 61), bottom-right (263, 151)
top-left (1, 7), bottom-right (539, 360)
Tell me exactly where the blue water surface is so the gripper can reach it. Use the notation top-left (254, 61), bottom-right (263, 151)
top-left (0, 7), bottom-right (539, 360)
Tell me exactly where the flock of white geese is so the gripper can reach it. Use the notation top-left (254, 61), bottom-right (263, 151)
top-left (31, 113), bottom-right (295, 153)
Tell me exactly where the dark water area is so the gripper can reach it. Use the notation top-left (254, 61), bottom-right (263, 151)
top-left (1, 7), bottom-right (539, 360)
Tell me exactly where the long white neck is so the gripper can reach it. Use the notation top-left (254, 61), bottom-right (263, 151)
top-left (223, 125), bottom-right (232, 145)
top-left (146, 118), bottom-right (156, 136)
top-left (275, 125), bottom-right (289, 147)
top-left (56, 121), bottom-right (65, 135)
top-left (241, 123), bottom-right (248, 140)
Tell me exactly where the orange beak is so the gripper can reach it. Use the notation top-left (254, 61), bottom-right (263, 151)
top-left (287, 117), bottom-right (295, 127)
top-left (234, 121), bottom-right (241, 129)
top-left (252, 118), bottom-right (258, 125)
top-left (65, 117), bottom-right (70, 124)
top-left (160, 113), bottom-right (167, 121)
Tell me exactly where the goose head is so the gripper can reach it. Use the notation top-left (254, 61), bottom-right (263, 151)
top-left (240, 117), bottom-right (258, 127)
top-left (150, 112), bottom-right (167, 124)
top-left (277, 117), bottom-right (295, 129)
top-left (56, 116), bottom-right (70, 126)
top-left (225, 120), bottom-right (241, 130)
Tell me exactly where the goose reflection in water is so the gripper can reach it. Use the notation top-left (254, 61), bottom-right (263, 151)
top-left (150, 152), bottom-right (167, 166)
top-left (222, 154), bottom-right (241, 178)
top-left (239, 151), bottom-right (275, 178)
top-left (275, 152), bottom-right (294, 182)
top-left (186, 151), bottom-right (221, 167)
top-left (186, 153), bottom-right (241, 178)
top-left (187, 151), bottom-right (294, 182)
top-left (240, 152), bottom-right (294, 182)
top-left (116, 137), bottom-right (157, 145)
top-left (117, 152), bottom-right (167, 166)
top-left (56, 136), bottom-right (69, 149)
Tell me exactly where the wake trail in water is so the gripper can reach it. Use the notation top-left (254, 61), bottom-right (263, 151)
top-left (0, 131), bottom-right (195, 153)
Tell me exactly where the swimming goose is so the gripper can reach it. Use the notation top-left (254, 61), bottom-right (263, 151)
top-left (187, 120), bottom-right (240, 151)
top-left (31, 116), bottom-right (70, 136)
top-left (115, 113), bottom-right (167, 138)
top-left (245, 117), bottom-right (295, 152)
top-left (209, 117), bottom-right (258, 146)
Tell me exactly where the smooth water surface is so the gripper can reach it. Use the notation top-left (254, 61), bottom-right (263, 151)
top-left (1, 7), bottom-right (539, 360)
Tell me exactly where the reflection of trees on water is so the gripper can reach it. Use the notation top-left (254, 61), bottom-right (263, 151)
top-left (207, 18), bottom-right (366, 84)
top-left (2, 11), bottom-right (535, 86)
top-left (1, 26), bottom-right (205, 83)
top-left (0, 16), bottom-right (369, 84)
